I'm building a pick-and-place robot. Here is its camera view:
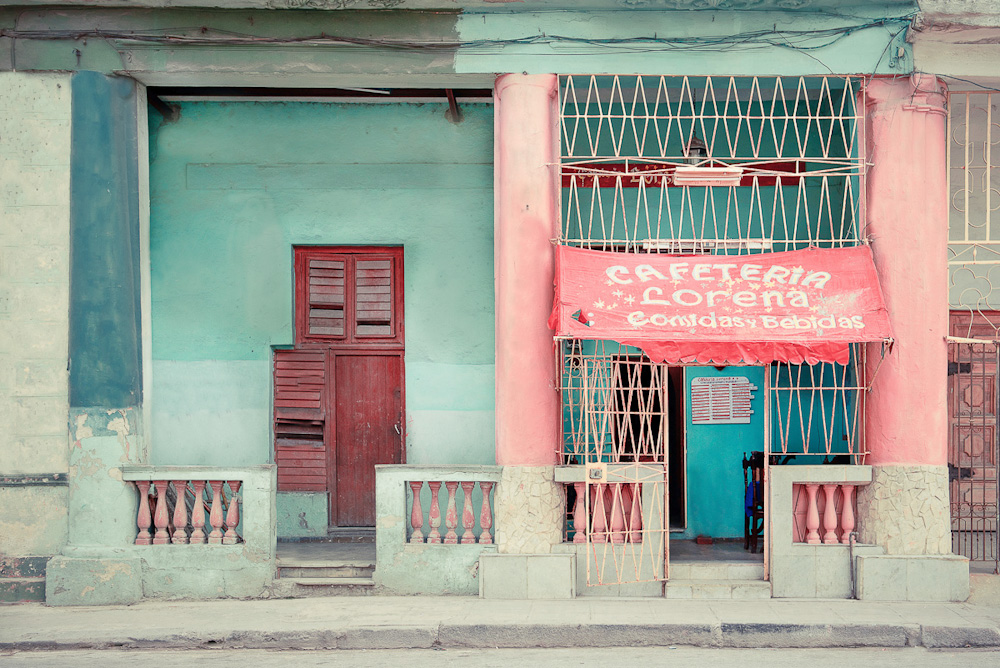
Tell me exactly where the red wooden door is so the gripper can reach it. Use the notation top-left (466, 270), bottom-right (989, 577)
top-left (333, 353), bottom-right (403, 526)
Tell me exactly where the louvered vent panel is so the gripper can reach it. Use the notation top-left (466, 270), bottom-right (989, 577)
top-left (274, 350), bottom-right (327, 491)
top-left (308, 258), bottom-right (345, 338)
top-left (355, 259), bottom-right (393, 337)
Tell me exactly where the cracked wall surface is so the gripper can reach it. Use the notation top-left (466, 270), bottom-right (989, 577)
top-left (857, 464), bottom-right (951, 555)
top-left (494, 466), bottom-right (564, 554)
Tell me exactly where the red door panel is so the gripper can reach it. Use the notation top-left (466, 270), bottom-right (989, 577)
top-left (334, 354), bottom-right (403, 526)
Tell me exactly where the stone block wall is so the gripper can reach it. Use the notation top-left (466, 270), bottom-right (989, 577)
top-left (0, 72), bottom-right (73, 561)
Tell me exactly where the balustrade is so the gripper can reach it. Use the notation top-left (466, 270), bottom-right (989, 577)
top-left (406, 479), bottom-right (495, 545)
top-left (132, 478), bottom-right (244, 546)
top-left (792, 482), bottom-right (860, 544)
top-left (567, 482), bottom-right (644, 543)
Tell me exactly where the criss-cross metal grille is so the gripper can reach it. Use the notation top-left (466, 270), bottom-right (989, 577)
top-left (559, 75), bottom-right (865, 254)
top-left (949, 91), bottom-right (1000, 333)
top-left (769, 345), bottom-right (868, 462)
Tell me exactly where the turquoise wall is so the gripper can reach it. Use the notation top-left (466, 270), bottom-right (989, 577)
top-left (148, 101), bottom-right (495, 467)
top-left (681, 366), bottom-right (766, 539)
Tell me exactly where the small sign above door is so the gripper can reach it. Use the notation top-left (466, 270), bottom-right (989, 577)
top-left (690, 376), bottom-right (757, 425)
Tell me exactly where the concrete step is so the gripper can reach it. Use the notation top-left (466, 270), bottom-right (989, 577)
top-left (285, 577), bottom-right (375, 587)
top-left (665, 579), bottom-right (771, 600)
top-left (269, 576), bottom-right (376, 598)
top-left (277, 564), bottom-right (374, 579)
top-left (669, 561), bottom-right (765, 581)
top-left (0, 577), bottom-right (45, 603)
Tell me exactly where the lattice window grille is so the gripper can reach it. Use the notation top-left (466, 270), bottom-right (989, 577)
top-left (559, 75), bottom-right (865, 255)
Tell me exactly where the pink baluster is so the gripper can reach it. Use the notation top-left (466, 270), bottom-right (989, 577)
top-left (409, 481), bottom-right (425, 543)
top-left (444, 481), bottom-right (459, 544)
top-left (189, 480), bottom-right (207, 544)
top-left (135, 480), bottom-right (152, 545)
top-left (478, 482), bottom-right (494, 544)
top-left (427, 481), bottom-right (442, 544)
top-left (840, 484), bottom-right (856, 544)
top-left (152, 480), bottom-right (170, 544)
top-left (591, 484), bottom-right (608, 543)
top-left (609, 483), bottom-right (626, 543)
top-left (572, 482), bottom-right (587, 543)
top-left (805, 483), bottom-right (821, 545)
top-left (822, 484), bottom-right (839, 544)
top-left (171, 480), bottom-right (189, 544)
top-left (223, 480), bottom-right (241, 544)
top-left (208, 480), bottom-right (224, 544)
top-left (460, 481), bottom-right (476, 544)
top-left (628, 483), bottom-right (643, 543)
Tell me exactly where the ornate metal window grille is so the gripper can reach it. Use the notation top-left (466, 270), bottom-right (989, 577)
top-left (948, 91), bottom-right (1000, 332)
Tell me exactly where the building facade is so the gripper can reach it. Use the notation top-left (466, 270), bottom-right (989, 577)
top-left (0, 0), bottom-right (992, 603)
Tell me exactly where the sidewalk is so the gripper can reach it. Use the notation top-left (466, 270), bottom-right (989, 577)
top-left (3, 595), bottom-right (1000, 651)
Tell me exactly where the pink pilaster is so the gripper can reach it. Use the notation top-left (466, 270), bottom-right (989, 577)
top-left (494, 73), bottom-right (561, 467)
top-left (863, 75), bottom-right (948, 467)
top-left (207, 480), bottom-right (224, 544)
top-left (591, 484), bottom-right (608, 543)
top-left (609, 483), bottom-right (626, 544)
top-left (627, 483), bottom-right (643, 543)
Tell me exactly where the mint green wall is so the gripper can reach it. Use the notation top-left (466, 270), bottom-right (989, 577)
top-left (148, 101), bottom-right (495, 467)
top-left (680, 366), bottom-right (766, 539)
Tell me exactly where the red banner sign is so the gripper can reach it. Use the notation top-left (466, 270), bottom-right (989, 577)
top-left (550, 245), bottom-right (893, 365)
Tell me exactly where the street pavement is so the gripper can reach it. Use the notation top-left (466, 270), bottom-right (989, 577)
top-left (2, 594), bottom-right (1000, 651)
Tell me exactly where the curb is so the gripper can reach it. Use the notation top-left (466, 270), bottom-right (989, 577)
top-left (3, 622), bottom-right (1000, 651)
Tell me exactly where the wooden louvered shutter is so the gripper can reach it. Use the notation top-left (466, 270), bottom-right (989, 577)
top-left (273, 349), bottom-right (327, 491)
top-left (354, 258), bottom-right (395, 338)
top-left (304, 256), bottom-right (346, 339)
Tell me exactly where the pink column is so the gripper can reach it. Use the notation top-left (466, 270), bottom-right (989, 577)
top-left (460, 481), bottom-right (477, 544)
top-left (841, 484), bottom-right (856, 544)
top-left (805, 484), bottom-right (821, 545)
top-left (822, 484), bottom-right (839, 544)
top-left (223, 480), bottom-right (241, 545)
top-left (494, 73), bottom-right (561, 467)
top-left (591, 484), bottom-right (608, 543)
top-left (190, 480), bottom-right (206, 544)
top-left (443, 481), bottom-right (459, 544)
top-left (863, 75), bottom-right (948, 468)
top-left (135, 481), bottom-right (152, 545)
top-left (628, 483), bottom-right (643, 543)
top-left (427, 481), bottom-right (442, 544)
top-left (572, 482), bottom-right (587, 543)
top-left (479, 482), bottom-right (494, 544)
top-left (409, 481), bottom-right (425, 544)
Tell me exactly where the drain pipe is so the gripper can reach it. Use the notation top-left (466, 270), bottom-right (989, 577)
top-left (848, 531), bottom-right (858, 599)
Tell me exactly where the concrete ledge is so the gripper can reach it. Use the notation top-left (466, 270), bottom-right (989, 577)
top-left (480, 553), bottom-right (575, 599)
top-left (856, 554), bottom-right (970, 601)
top-left (44, 556), bottom-right (142, 606)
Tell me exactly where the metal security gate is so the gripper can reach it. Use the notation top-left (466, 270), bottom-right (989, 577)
top-left (948, 337), bottom-right (1000, 572)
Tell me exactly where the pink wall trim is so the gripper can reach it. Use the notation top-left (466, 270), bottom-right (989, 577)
top-left (494, 73), bottom-right (561, 467)
top-left (863, 74), bottom-right (949, 467)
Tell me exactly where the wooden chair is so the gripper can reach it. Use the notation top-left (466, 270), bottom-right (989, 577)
top-left (743, 451), bottom-right (765, 554)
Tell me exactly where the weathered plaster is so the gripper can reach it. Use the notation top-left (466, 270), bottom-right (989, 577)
top-left (0, 71), bottom-right (73, 557)
top-left (856, 464), bottom-right (952, 555)
top-left (494, 466), bottom-right (564, 554)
